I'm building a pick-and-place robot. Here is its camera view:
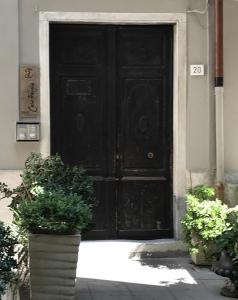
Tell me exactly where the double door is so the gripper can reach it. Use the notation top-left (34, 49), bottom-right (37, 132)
top-left (50, 24), bottom-right (173, 239)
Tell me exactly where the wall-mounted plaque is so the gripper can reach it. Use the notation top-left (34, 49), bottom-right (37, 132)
top-left (20, 65), bottom-right (40, 118)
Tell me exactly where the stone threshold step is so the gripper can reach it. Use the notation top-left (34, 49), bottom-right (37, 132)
top-left (80, 239), bottom-right (188, 259)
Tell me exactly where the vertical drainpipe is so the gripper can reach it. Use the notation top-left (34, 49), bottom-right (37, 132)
top-left (214, 0), bottom-right (224, 200)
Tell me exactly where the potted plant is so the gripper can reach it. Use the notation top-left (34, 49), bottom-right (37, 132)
top-left (212, 207), bottom-right (238, 298)
top-left (0, 221), bottom-right (17, 300)
top-left (17, 190), bottom-right (92, 300)
top-left (181, 185), bottom-right (229, 265)
top-left (0, 153), bottom-right (94, 300)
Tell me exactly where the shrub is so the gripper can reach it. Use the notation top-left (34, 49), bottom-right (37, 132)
top-left (0, 153), bottom-right (94, 238)
top-left (0, 222), bottom-right (17, 299)
top-left (0, 153), bottom-right (94, 297)
top-left (181, 185), bottom-right (229, 255)
top-left (15, 190), bottom-right (92, 234)
top-left (7, 152), bottom-right (94, 211)
top-left (212, 207), bottom-right (238, 289)
top-left (216, 207), bottom-right (238, 258)
top-left (188, 184), bottom-right (215, 201)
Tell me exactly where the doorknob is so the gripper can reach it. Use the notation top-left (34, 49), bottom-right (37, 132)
top-left (147, 152), bottom-right (154, 159)
top-left (116, 154), bottom-right (122, 160)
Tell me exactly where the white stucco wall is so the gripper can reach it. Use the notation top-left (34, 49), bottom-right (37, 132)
top-left (0, 0), bottom-right (213, 172)
top-left (0, 0), bottom-right (216, 226)
top-left (0, 0), bottom-right (39, 170)
top-left (1, 0), bottom-right (238, 233)
top-left (224, 1), bottom-right (238, 180)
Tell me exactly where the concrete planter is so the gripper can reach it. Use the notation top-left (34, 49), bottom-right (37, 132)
top-left (191, 251), bottom-right (215, 266)
top-left (28, 234), bottom-right (81, 300)
top-left (191, 243), bottom-right (216, 266)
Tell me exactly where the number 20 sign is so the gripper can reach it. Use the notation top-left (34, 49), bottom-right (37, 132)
top-left (190, 65), bottom-right (205, 76)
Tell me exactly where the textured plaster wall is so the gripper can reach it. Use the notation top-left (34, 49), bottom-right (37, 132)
top-left (223, 1), bottom-right (238, 207)
top-left (224, 1), bottom-right (238, 177)
top-left (187, 6), bottom-right (213, 174)
top-left (0, 0), bottom-right (215, 228)
top-left (0, 0), bottom-right (213, 173)
top-left (0, 0), bottom-right (39, 170)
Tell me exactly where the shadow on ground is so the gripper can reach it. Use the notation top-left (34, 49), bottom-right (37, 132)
top-left (76, 257), bottom-right (228, 300)
top-left (75, 276), bottom-right (224, 300)
top-left (76, 242), bottom-right (228, 300)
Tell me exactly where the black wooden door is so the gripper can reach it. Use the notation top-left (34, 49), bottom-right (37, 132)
top-left (50, 24), bottom-right (173, 240)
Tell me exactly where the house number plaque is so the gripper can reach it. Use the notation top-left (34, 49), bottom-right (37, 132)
top-left (20, 65), bottom-right (40, 118)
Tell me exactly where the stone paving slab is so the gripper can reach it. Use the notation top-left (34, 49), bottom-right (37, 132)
top-left (75, 241), bottom-right (233, 300)
top-left (76, 276), bottom-right (230, 300)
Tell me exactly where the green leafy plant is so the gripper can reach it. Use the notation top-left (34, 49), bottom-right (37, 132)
top-left (4, 153), bottom-right (94, 212)
top-left (15, 190), bottom-right (92, 234)
top-left (0, 222), bottom-right (17, 299)
top-left (181, 185), bottom-right (229, 255)
top-left (211, 207), bottom-right (238, 291)
top-left (0, 153), bottom-right (94, 238)
top-left (0, 153), bottom-right (94, 296)
top-left (188, 185), bottom-right (215, 201)
top-left (216, 207), bottom-right (238, 257)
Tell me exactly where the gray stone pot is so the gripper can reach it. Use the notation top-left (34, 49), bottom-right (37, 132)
top-left (28, 234), bottom-right (81, 300)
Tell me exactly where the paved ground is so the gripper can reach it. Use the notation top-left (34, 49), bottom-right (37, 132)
top-left (75, 241), bottom-right (233, 300)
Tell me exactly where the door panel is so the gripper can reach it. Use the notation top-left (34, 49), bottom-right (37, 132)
top-left (116, 27), bottom-right (173, 238)
top-left (57, 30), bottom-right (105, 65)
top-left (120, 78), bottom-right (164, 171)
top-left (61, 75), bottom-right (106, 172)
top-left (50, 26), bottom-right (109, 175)
top-left (50, 24), bottom-right (173, 240)
top-left (50, 25), bottom-right (116, 238)
top-left (118, 179), bottom-right (171, 239)
top-left (87, 179), bottom-right (117, 239)
top-left (118, 30), bottom-right (165, 66)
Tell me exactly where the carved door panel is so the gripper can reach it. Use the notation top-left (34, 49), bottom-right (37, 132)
top-left (50, 24), bottom-right (173, 239)
top-left (116, 27), bottom-right (173, 238)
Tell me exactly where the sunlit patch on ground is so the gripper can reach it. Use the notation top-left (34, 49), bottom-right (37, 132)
top-left (77, 241), bottom-right (197, 286)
